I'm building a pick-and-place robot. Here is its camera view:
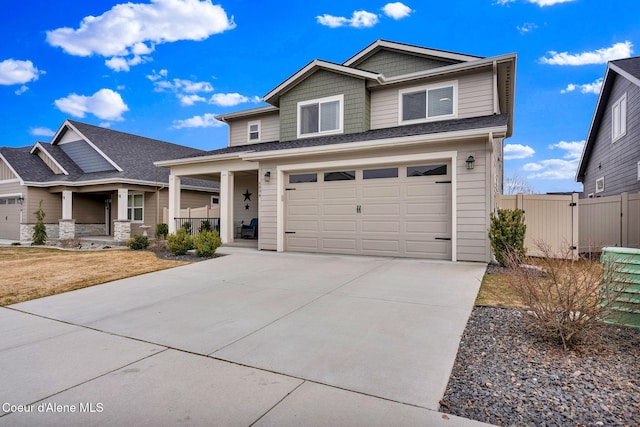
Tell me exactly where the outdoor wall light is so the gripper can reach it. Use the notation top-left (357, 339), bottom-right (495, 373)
top-left (466, 155), bottom-right (475, 170)
top-left (17, 196), bottom-right (24, 205)
top-left (264, 171), bottom-right (271, 182)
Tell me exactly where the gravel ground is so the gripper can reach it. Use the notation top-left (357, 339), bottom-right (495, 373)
top-left (440, 306), bottom-right (640, 426)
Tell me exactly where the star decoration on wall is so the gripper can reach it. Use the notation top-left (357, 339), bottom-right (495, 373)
top-left (243, 189), bottom-right (252, 201)
top-left (245, 204), bottom-right (250, 210)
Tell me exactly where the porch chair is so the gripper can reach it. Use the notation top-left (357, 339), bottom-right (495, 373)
top-left (240, 218), bottom-right (258, 239)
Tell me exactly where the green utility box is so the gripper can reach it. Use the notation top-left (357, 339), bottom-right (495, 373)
top-left (600, 247), bottom-right (640, 329)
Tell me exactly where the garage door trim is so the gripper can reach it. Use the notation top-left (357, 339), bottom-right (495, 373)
top-left (275, 150), bottom-right (458, 261)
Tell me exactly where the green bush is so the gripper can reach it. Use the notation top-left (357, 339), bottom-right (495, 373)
top-left (193, 230), bottom-right (222, 257)
top-left (489, 208), bottom-right (526, 266)
top-left (182, 221), bottom-right (192, 234)
top-left (167, 228), bottom-right (193, 255)
top-left (126, 235), bottom-right (149, 250)
top-left (199, 219), bottom-right (212, 233)
top-left (32, 200), bottom-right (47, 245)
top-left (156, 223), bottom-right (168, 239)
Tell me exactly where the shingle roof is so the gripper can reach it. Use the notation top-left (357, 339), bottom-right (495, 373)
top-left (610, 57), bottom-right (640, 81)
top-left (1, 120), bottom-right (218, 190)
top-left (181, 114), bottom-right (508, 160)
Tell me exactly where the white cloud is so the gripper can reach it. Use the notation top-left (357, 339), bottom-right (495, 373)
top-left (209, 93), bottom-right (260, 107)
top-left (517, 22), bottom-right (538, 34)
top-left (171, 113), bottom-right (224, 129)
top-left (496, 0), bottom-right (516, 4)
top-left (549, 140), bottom-right (584, 160)
top-left (541, 41), bottom-right (633, 66)
top-left (317, 10), bottom-right (379, 28)
top-left (179, 94), bottom-right (206, 106)
top-left (0, 59), bottom-right (44, 85)
top-left (46, 0), bottom-right (235, 71)
top-left (146, 69), bottom-right (168, 81)
top-left (382, 2), bottom-right (413, 19)
top-left (529, 0), bottom-right (575, 5)
top-left (54, 88), bottom-right (129, 121)
top-left (523, 140), bottom-right (584, 179)
top-left (504, 143), bottom-right (535, 160)
top-left (561, 77), bottom-right (603, 94)
top-left (30, 127), bottom-right (56, 137)
top-left (15, 85), bottom-right (29, 95)
top-left (105, 54), bottom-right (148, 72)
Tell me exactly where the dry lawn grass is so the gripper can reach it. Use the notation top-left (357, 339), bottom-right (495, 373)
top-left (0, 247), bottom-right (190, 306)
top-left (476, 271), bottom-right (526, 308)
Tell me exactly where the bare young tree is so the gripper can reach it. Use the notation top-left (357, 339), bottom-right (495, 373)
top-left (504, 170), bottom-right (536, 194)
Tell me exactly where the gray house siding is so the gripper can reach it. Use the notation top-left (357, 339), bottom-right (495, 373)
top-left (356, 49), bottom-right (456, 77)
top-left (582, 76), bottom-right (640, 197)
top-left (279, 70), bottom-right (369, 141)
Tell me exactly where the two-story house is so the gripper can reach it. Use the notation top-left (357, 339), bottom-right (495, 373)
top-left (576, 57), bottom-right (640, 198)
top-left (157, 40), bottom-right (516, 262)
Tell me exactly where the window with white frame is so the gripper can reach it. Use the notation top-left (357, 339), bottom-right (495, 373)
top-left (400, 81), bottom-right (457, 124)
top-left (612, 93), bottom-right (627, 142)
top-left (248, 121), bottom-right (261, 142)
top-left (127, 194), bottom-right (144, 222)
top-left (595, 177), bottom-right (605, 194)
top-left (297, 94), bottom-right (343, 137)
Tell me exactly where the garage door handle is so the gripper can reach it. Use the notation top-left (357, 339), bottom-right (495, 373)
top-left (435, 237), bottom-right (451, 241)
top-left (285, 231), bottom-right (296, 234)
top-left (436, 180), bottom-right (451, 184)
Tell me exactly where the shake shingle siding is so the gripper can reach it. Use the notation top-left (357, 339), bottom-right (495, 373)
top-left (356, 50), bottom-right (456, 77)
top-left (583, 76), bottom-right (640, 197)
top-left (279, 70), bottom-right (369, 141)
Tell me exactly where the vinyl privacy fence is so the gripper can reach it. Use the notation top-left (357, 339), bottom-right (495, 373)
top-left (497, 192), bottom-right (640, 259)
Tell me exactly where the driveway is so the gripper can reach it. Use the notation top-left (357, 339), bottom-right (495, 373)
top-left (0, 247), bottom-right (489, 426)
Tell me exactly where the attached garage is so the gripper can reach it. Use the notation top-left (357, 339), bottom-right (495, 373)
top-left (0, 196), bottom-right (22, 240)
top-left (284, 162), bottom-right (452, 259)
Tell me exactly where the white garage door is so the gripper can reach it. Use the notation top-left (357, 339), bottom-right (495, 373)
top-left (0, 197), bottom-right (21, 240)
top-left (285, 163), bottom-right (452, 259)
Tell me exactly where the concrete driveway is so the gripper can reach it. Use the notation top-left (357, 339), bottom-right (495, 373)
top-left (0, 247), bottom-right (489, 426)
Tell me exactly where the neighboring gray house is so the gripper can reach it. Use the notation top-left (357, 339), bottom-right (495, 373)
top-left (157, 40), bottom-right (516, 262)
top-left (0, 120), bottom-right (218, 242)
top-left (577, 57), bottom-right (640, 197)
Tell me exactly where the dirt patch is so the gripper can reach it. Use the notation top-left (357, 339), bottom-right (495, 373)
top-left (0, 247), bottom-right (192, 306)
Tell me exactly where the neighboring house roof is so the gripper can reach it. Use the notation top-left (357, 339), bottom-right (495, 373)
top-left (1, 120), bottom-right (218, 190)
top-left (576, 56), bottom-right (640, 182)
top-left (157, 114), bottom-right (508, 166)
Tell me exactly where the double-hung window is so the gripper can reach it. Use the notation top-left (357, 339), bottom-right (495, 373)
top-left (127, 194), bottom-right (144, 222)
top-left (248, 121), bottom-right (261, 142)
top-left (400, 82), bottom-right (457, 124)
top-left (612, 93), bottom-right (627, 142)
top-left (298, 95), bottom-right (343, 137)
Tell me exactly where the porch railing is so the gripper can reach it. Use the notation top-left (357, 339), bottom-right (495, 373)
top-left (174, 217), bottom-right (220, 236)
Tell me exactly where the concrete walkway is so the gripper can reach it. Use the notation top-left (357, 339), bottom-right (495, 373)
top-left (0, 247), bottom-right (490, 426)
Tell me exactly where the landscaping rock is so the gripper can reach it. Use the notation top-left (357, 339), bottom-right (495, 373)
top-left (440, 306), bottom-right (640, 426)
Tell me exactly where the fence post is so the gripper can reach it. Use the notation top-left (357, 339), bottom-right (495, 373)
top-left (516, 193), bottom-right (524, 211)
top-left (622, 192), bottom-right (629, 247)
top-left (571, 193), bottom-right (579, 260)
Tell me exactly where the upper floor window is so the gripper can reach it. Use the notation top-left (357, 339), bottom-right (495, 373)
top-left (248, 121), bottom-right (261, 142)
top-left (298, 95), bottom-right (343, 138)
top-left (612, 93), bottom-right (627, 142)
top-left (127, 194), bottom-right (144, 222)
top-left (399, 82), bottom-right (457, 124)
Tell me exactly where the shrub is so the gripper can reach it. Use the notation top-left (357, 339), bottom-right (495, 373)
top-left (127, 235), bottom-right (150, 250)
top-left (167, 228), bottom-right (193, 255)
top-left (489, 208), bottom-right (526, 266)
top-left (156, 223), bottom-right (168, 240)
top-left (32, 201), bottom-right (47, 245)
top-left (199, 219), bottom-right (212, 233)
top-left (505, 241), bottom-right (626, 350)
top-left (193, 230), bottom-right (222, 257)
top-left (181, 221), bottom-right (192, 235)
top-left (11, 242), bottom-right (21, 246)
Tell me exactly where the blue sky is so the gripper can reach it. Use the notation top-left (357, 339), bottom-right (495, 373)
top-left (2, 0), bottom-right (639, 194)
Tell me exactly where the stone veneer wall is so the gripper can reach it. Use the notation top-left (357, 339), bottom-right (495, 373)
top-left (20, 223), bottom-right (60, 241)
top-left (76, 224), bottom-right (107, 236)
top-left (113, 220), bottom-right (131, 242)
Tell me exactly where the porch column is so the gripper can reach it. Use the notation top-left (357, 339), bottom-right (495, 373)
top-left (220, 171), bottom-right (234, 243)
top-left (59, 190), bottom-right (75, 239)
top-left (168, 174), bottom-right (181, 234)
top-left (114, 188), bottom-right (130, 242)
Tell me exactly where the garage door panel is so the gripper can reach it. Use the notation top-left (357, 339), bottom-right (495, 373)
top-left (322, 221), bottom-right (357, 232)
top-left (287, 220), bottom-right (318, 232)
top-left (286, 236), bottom-right (319, 250)
top-left (363, 204), bottom-right (400, 215)
top-left (362, 221), bottom-right (400, 233)
top-left (406, 183), bottom-right (449, 197)
top-left (322, 187), bottom-right (357, 199)
top-left (322, 205), bottom-right (356, 216)
top-left (287, 188), bottom-right (319, 201)
top-left (321, 238), bottom-right (357, 251)
top-left (405, 221), bottom-right (448, 234)
top-left (287, 205), bottom-right (318, 216)
top-left (361, 185), bottom-right (400, 198)
top-left (406, 203), bottom-right (449, 215)
top-left (362, 239), bottom-right (400, 253)
top-left (405, 240), bottom-right (451, 260)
